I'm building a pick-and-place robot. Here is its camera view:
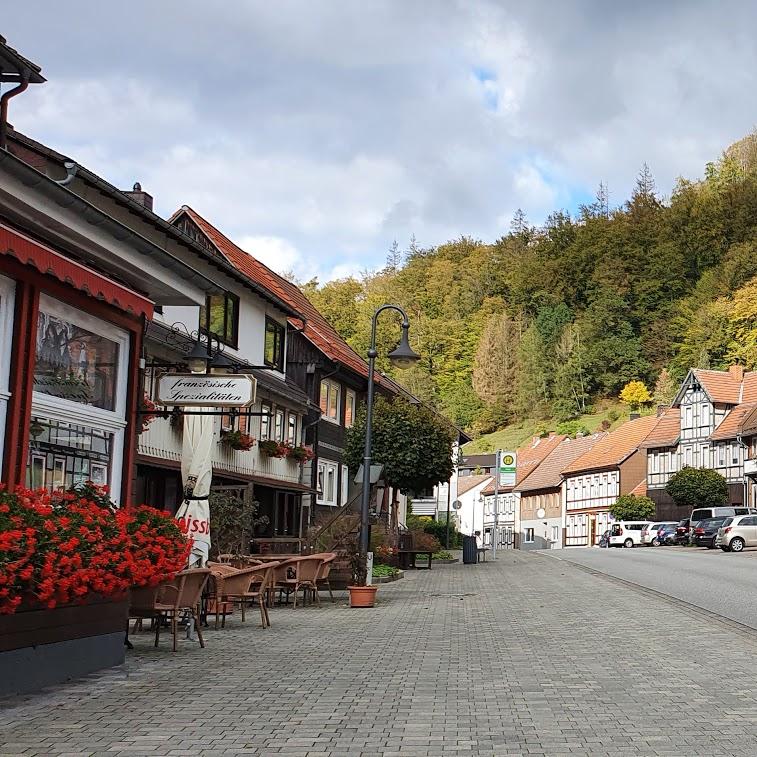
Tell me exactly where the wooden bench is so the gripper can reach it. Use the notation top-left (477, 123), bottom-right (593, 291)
top-left (397, 549), bottom-right (433, 570)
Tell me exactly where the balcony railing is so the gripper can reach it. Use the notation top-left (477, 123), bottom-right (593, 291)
top-left (138, 417), bottom-right (303, 485)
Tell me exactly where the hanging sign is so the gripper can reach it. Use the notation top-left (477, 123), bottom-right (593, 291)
top-left (498, 450), bottom-right (517, 487)
top-left (156, 374), bottom-right (256, 407)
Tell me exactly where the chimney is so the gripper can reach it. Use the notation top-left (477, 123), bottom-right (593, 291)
top-left (630, 412), bottom-right (640, 420)
top-left (123, 182), bottom-right (153, 212)
top-left (656, 404), bottom-right (669, 417)
top-left (729, 365), bottom-right (745, 383)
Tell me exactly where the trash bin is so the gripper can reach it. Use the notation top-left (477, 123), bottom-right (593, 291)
top-left (462, 535), bottom-right (477, 565)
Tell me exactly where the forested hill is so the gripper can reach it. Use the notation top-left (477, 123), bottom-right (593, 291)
top-left (302, 133), bottom-right (757, 437)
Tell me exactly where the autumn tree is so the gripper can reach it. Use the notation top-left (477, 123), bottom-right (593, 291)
top-left (619, 380), bottom-right (652, 411)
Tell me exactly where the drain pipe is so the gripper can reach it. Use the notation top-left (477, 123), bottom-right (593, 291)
top-left (55, 161), bottom-right (78, 186)
top-left (0, 73), bottom-right (30, 150)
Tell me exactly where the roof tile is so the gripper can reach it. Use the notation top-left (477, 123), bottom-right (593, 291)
top-left (562, 415), bottom-right (659, 475)
top-left (710, 403), bottom-right (757, 441)
top-left (514, 434), bottom-right (607, 493)
top-left (639, 408), bottom-right (681, 449)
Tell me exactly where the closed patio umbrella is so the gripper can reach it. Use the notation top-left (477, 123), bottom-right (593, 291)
top-left (175, 408), bottom-right (214, 567)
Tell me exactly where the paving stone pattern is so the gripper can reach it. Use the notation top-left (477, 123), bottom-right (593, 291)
top-left (2, 552), bottom-right (757, 756)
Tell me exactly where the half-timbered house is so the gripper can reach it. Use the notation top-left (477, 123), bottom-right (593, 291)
top-left (561, 416), bottom-right (659, 546)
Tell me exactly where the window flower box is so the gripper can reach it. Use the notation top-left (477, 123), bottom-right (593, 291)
top-left (220, 429), bottom-right (256, 451)
top-left (259, 439), bottom-right (290, 458)
top-left (286, 445), bottom-right (315, 463)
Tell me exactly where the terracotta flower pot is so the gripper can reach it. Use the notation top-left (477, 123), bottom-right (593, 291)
top-left (347, 585), bottom-right (378, 608)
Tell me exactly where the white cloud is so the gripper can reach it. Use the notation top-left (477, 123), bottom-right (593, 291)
top-left (4, 0), bottom-right (757, 276)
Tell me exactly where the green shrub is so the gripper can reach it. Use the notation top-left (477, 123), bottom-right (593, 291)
top-left (432, 550), bottom-right (453, 560)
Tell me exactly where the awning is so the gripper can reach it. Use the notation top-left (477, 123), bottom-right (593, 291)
top-left (0, 222), bottom-right (154, 318)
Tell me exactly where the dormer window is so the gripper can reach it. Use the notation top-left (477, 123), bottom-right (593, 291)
top-left (264, 317), bottom-right (285, 371)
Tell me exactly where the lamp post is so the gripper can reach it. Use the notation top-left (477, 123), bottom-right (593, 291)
top-left (358, 305), bottom-right (420, 582)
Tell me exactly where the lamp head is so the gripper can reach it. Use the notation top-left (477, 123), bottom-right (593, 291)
top-left (387, 323), bottom-right (420, 369)
top-left (210, 351), bottom-right (235, 375)
top-left (186, 340), bottom-right (210, 374)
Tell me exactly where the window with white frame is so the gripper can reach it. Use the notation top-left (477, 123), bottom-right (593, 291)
top-left (320, 379), bottom-right (340, 423)
top-left (274, 409), bottom-right (285, 441)
top-left (29, 295), bottom-right (129, 503)
top-left (524, 528), bottom-right (535, 543)
top-left (317, 459), bottom-right (338, 506)
top-left (260, 403), bottom-right (271, 440)
top-left (287, 412), bottom-right (297, 445)
top-left (551, 525), bottom-right (560, 543)
top-left (0, 275), bottom-right (14, 470)
top-left (341, 464), bottom-right (349, 506)
top-left (345, 389), bottom-right (356, 428)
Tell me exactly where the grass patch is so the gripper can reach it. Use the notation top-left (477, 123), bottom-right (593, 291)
top-left (372, 564), bottom-right (399, 578)
top-left (464, 400), bottom-right (631, 454)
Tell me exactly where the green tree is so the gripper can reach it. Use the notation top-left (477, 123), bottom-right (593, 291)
top-left (665, 467), bottom-right (728, 509)
top-left (610, 494), bottom-right (656, 521)
top-left (343, 396), bottom-right (454, 494)
top-left (653, 368), bottom-right (678, 405)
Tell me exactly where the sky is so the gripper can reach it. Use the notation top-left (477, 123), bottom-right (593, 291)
top-left (3, 2), bottom-right (756, 283)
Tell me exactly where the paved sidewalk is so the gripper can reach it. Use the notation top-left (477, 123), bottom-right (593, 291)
top-left (3, 552), bottom-right (757, 756)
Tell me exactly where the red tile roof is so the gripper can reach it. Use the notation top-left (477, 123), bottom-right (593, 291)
top-left (629, 479), bottom-right (648, 496)
top-left (687, 367), bottom-right (757, 405)
top-left (639, 408), bottom-right (681, 449)
top-left (710, 403), bottom-right (757, 441)
top-left (481, 435), bottom-right (566, 495)
top-left (171, 206), bottom-right (406, 395)
top-left (514, 434), bottom-right (607, 493)
top-left (562, 415), bottom-right (659, 475)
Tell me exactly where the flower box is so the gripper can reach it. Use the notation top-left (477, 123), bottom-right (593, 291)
top-left (0, 594), bottom-right (128, 697)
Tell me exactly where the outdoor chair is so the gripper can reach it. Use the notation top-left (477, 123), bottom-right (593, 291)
top-left (273, 556), bottom-right (325, 608)
top-left (129, 568), bottom-right (210, 652)
top-left (211, 562), bottom-right (279, 628)
top-left (312, 552), bottom-right (337, 603)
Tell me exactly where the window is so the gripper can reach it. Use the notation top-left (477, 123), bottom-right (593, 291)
top-left (551, 525), bottom-right (560, 543)
top-left (274, 409), bottom-right (285, 442)
top-left (320, 379), bottom-right (340, 423)
top-left (30, 295), bottom-right (129, 504)
top-left (260, 403), bottom-right (271, 440)
top-left (200, 292), bottom-right (238, 348)
top-left (345, 389), bottom-right (356, 428)
top-left (524, 528), bottom-right (535, 543)
top-left (317, 460), bottom-right (339, 506)
top-left (264, 317), bottom-right (285, 371)
top-left (341, 464), bottom-right (349, 506)
top-left (287, 413), bottom-right (297, 445)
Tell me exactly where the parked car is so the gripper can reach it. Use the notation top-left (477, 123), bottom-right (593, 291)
top-left (598, 529), bottom-right (610, 548)
top-left (640, 522), bottom-right (678, 546)
top-left (609, 521), bottom-right (652, 548)
top-left (692, 517), bottom-right (728, 549)
top-left (716, 515), bottom-right (757, 553)
top-left (691, 506), bottom-right (757, 526)
top-left (671, 518), bottom-right (691, 545)
top-left (656, 522), bottom-right (679, 545)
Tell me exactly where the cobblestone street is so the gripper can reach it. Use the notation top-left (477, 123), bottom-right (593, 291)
top-left (3, 552), bottom-right (757, 756)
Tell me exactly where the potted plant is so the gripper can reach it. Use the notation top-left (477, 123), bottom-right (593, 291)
top-left (347, 549), bottom-right (378, 608)
top-left (0, 484), bottom-right (190, 696)
top-left (220, 429), bottom-right (256, 451)
top-left (259, 439), bottom-right (291, 458)
top-left (286, 445), bottom-right (315, 463)
top-left (139, 393), bottom-right (159, 433)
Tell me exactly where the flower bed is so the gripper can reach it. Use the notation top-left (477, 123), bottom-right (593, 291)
top-left (0, 484), bottom-right (191, 696)
top-left (0, 484), bottom-right (190, 614)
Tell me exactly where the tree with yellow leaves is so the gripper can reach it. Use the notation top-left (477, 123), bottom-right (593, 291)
top-left (619, 380), bottom-right (652, 411)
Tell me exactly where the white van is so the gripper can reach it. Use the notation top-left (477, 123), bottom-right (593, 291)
top-left (609, 521), bottom-right (652, 548)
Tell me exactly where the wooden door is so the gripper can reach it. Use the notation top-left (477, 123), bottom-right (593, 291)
top-left (590, 516), bottom-right (597, 546)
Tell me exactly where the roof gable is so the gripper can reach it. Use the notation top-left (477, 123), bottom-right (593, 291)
top-left (481, 435), bottom-right (566, 495)
top-left (170, 206), bottom-right (406, 395)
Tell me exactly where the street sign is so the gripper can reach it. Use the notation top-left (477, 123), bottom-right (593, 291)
top-left (498, 450), bottom-right (517, 487)
top-left (452, 499), bottom-right (462, 510)
top-left (157, 373), bottom-right (256, 407)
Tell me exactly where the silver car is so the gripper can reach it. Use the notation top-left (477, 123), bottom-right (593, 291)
top-left (716, 515), bottom-right (757, 553)
top-left (640, 522), bottom-right (678, 546)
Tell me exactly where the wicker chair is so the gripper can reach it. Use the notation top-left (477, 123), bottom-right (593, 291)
top-left (312, 552), bottom-right (338, 603)
top-left (129, 568), bottom-right (210, 652)
top-left (273, 556), bottom-right (325, 608)
top-left (212, 562), bottom-right (280, 628)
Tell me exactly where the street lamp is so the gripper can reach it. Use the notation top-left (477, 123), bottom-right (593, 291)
top-left (184, 334), bottom-right (237, 375)
top-left (358, 305), bottom-right (420, 583)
